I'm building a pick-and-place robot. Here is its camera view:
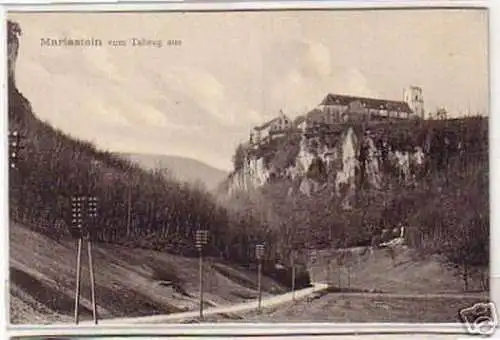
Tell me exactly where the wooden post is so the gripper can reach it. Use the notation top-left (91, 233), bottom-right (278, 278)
top-left (126, 186), bottom-right (131, 237)
top-left (195, 230), bottom-right (208, 320)
top-left (337, 266), bottom-right (341, 288)
top-left (74, 237), bottom-right (83, 324)
top-left (337, 254), bottom-right (343, 289)
top-left (87, 238), bottom-right (98, 324)
top-left (327, 259), bottom-right (332, 285)
top-left (347, 265), bottom-right (351, 289)
top-left (291, 254), bottom-right (296, 301)
top-left (257, 261), bottom-right (263, 311)
top-left (199, 250), bottom-right (204, 320)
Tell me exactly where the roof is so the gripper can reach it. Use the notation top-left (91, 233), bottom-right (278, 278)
top-left (320, 93), bottom-right (413, 113)
top-left (254, 114), bottom-right (291, 131)
top-left (294, 115), bottom-right (307, 126)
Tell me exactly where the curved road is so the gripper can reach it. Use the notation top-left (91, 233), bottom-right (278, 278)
top-left (98, 282), bottom-right (329, 324)
top-left (10, 283), bottom-right (486, 338)
top-left (91, 284), bottom-right (485, 325)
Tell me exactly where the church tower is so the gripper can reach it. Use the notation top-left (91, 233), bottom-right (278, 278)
top-left (403, 86), bottom-right (425, 119)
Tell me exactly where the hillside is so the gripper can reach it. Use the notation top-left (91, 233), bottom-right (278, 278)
top-left (7, 19), bottom-right (290, 265)
top-left (10, 223), bottom-right (286, 324)
top-left (11, 223), bottom-right (487, 324)
top-left (239, 244), bottom-right (488, 323)
top-left (121, 153), bottom-right (228, 191)
top-left (7, 19), bottom-right (310, 324)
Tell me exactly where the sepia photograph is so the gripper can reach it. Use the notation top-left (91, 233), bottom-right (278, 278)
top-left (7, 6), bottom-right (491, 331)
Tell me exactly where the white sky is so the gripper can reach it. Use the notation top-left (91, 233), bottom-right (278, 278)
top-left (9, 9), bottom-right (489, 171)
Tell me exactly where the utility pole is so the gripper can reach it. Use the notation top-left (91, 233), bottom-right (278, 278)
top-left (87, 195), bottom-right (98, 324)
top-left (126, 186), bottom-right (131, 237)
top-left (8, 130), bottom-right (21, 169)
top-left (72, 194), bottom-right (99, 325)
top-left (291, 250), bottom-right (296, 301)
top-left (8, 130), bottom-right (23, 220)
top-left (195, 229), bottom-right (209, 320)
top-left (72, 196), bottom-right (83, 325)
top-left (309, 249), bottom-right (317, 284)
top-left (255, 244), bottom-right (265, 312)
top-left (337, 253), bottom-right (344, 289)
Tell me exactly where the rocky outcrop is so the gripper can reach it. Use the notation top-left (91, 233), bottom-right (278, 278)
top-left (224, 124), bottom-right (428, 208)
top-left (8, 20), bottom-right (21, 88)
top-left (227, 157), bottom-right (270, 195)
top-left (8, 21), bottom-right (36, 126)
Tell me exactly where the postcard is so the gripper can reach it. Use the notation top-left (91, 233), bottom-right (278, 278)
top-left (6, 4), bottom-right (492, 337)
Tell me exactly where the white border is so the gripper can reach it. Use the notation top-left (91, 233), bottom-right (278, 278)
top-left (7, 323), bottom-right (474, 337)
top-left (1, 0), bottom-right (497, 338)
top-left (490, 0), bottom-right (500, 330)
top-left (0, 0), bottom-right (492, 12)
top-left (1, 3), bottom-right (7, 340)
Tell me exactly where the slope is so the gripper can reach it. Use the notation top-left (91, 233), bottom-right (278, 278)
top-left (239, 245), bottom-right (488, 323)
top-left (308, 246), bottom-right (487, 294)
top-left (9, 223), bottom-right (286, 324)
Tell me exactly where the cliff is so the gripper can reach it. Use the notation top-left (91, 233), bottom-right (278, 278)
top-left (219, 114), bottom-right (488, 275)
top-left (8, 20), bottom-right (36, 126)
top-left (222, 116), bottom-right (486, 207)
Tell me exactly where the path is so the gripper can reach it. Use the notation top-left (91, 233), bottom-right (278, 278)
top-left (93, 282), bottom-right (329, 324)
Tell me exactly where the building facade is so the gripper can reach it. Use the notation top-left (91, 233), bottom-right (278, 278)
top-left (250, 111), bottom-right (292, 146)
top-left (249, 86), bottom-right (425, 145)
top-left (403, 86), bottom-right (425, 119)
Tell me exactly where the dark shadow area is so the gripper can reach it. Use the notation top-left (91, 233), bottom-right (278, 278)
top-left (10, 267), bottom-right (93, 317)
top-left (93, 284), bottom-right (182, 318)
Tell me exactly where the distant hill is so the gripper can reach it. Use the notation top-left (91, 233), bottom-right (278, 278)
top-left (121, 153), bottom-right (229, 191)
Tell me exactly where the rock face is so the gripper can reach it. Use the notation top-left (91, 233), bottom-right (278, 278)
top-left (7, 21), bottom-right (35, 126)
top-left (227, 157), bottom-right (269, 195)
top-left (8, 20), bottom-right (21, 88)
top-left (224, 124), bottom-right (427, 207)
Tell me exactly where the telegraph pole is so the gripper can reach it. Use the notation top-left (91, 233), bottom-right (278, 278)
top-left (72, 194), bottom-right (99, 325)
top-left (291, 250), bottom-right (296, 301)
top-left (9, 130), bottom-right (23, 220)
top-left (255, 244), bottom-right (265, 312)
top-left (8, 130), bottom-right (21, 169)
top-left (126, 186), bottom-right (131, 237)
top-left (72, 196), bottom-right (84, 324)
top-left (87, 195), bottom-right (98, 324)
top-left (309, 249), bottom-right (317, 284)
top-left (195, 229), bottom-right (208, 320)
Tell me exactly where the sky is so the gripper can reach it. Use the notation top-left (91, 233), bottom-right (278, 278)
top-left (9, 9), bottom-right (489, 171)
